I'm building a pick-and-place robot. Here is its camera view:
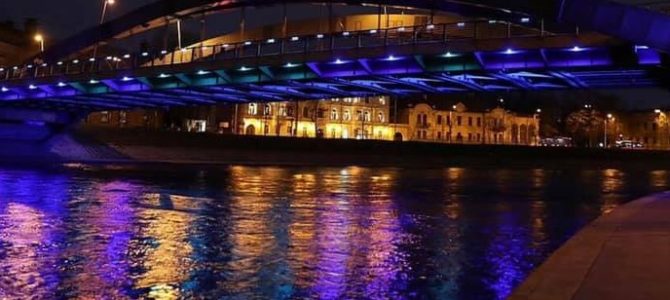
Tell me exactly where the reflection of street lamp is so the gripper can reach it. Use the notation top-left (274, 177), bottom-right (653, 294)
top-left (34, 34), bottom-right (44, 52)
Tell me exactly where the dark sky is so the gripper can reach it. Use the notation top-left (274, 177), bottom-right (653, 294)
top-left (0, 0), bottom-right (155, 38)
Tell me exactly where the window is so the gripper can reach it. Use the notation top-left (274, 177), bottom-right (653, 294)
top-left (477, 117), bottom-right (481, 127)
top-left (302, 107), bottom-right (310, 118)
top-left (457, 116), bottom-right (462, 126)
top-left (331, 128), bottom-right (337, 138)
top-left (437, 132), bottom-right (442, 139)
top-left (330, 108), bottom-right (338, 120)
top-left (100, 111), bottom-right (110, 123)
top-left (468, 133), bottom-right (473, 141)
top-left (343, 110), bottom-right (351, 121)
top-left (377, 112), bottom-right (384, 122)
top-left (119, 111), bottom-right (127, 124)
top-left (416, 114), bottom-right (422, 125)
top-left (447, 115), bottom-right (451, 126)
top-left (248, 103), bottom-right (258, 115)
top-left (364, 111), bottom-right (371, 122)
top-left (278, 105), bottom-right (287, 117)
top-left (357, 110), bottom-right (364, 121)
top-left (264, 104), bottom-right (272, 116)
top-left (379, 97), bottom-right (386, 105)
top-left (342, 128), bottom-right (349, 139)
top-left (437, 115), bottom-right (442, 125)
top-left (468, 117), bottom-right (473, 126)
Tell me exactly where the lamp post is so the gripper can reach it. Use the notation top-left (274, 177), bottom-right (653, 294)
top-left (604, 113), bottom-right (613, 148)
top-left (654, 109), bottom-right (669, 150)
top-left (100, 0), bottom-right (115, 24)
top-left (93, 0), bottom-right (115, 58)
top-left (34, 34), bottom-right (44, 52)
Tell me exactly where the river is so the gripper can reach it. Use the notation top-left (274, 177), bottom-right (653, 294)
top-left (0, 164), bottom-right (667, 299)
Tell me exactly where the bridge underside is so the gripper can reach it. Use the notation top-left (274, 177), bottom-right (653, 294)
top-left (1, 39), bottom-right (667, 112)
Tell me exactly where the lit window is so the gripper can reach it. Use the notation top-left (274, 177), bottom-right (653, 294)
top-left (379, 97), bottom-right (386, 105)
top-left (343, 110), bottom-right (351, 121)
top-left (364, 111), bottom-right (371, 122)
top-left (248, 103), bottom-right (258, 115)
top-left (100, 111), bottom-right (110, 123)
top-left (377, 112), bottom-right (384, 122)
top-left (331, 108), bottom-right (339, 120)
top-left (264, 104), bottom-right (272, 115)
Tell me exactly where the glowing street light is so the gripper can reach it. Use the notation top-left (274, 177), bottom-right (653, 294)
top-left (34, 34), bottom-right (44, 52)
top-left (604, 113), bottom-right (615, 147)
top-left (101, 0), bottom-right (115, 24)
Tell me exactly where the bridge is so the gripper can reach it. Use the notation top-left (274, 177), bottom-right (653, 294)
top-left (0, 0), bottom-right (668, 144)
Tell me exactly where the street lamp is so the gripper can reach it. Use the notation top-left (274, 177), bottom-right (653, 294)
top-left (604, 113), bottom-right (614, 148)
top-left (100, 0), bottom-right (115, 24)
top-left (34, 34), bottom-right (44, 52)
top-left (93, 0), bottom-right (115, 58)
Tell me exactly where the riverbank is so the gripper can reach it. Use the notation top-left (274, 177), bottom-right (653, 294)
top-left (509, 191), bottom-right (670, 300)
top-left (35, 128), bottom-right (670, 167)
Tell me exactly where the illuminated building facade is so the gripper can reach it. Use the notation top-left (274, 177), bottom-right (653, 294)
top-left (237, 96), bottom-right (395, 140)
top-left (236, 98), bottom-right (540, 145)
top-left (398, 102), bottom-right (540, 145)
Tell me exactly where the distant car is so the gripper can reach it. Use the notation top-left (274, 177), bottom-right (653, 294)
top-left (540, 137), bottom-right (573, 147)
top-left (615, 140), bottom-right (644, 149)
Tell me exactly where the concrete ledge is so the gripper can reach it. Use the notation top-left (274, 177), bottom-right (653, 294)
top-left (509, 192), bottom-right (670, 300)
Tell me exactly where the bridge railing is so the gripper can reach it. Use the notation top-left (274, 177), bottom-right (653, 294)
top-left (0, 20), bottom-right (573, 82)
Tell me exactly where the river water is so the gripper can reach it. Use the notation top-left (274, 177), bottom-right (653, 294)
top-left (0, 164), bottom-right (667, 299)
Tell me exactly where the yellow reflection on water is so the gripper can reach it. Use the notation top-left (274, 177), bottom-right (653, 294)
top-left (600, 169), bottom-right (624, 214)
top-left (134, 193), bottom-right (195, 299)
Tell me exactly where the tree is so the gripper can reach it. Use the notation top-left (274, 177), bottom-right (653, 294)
top-left (565, 109), bottom-right (604, 147)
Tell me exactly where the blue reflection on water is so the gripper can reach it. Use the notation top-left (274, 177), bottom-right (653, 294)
top-left (0, 165), bottom-right (667, 299)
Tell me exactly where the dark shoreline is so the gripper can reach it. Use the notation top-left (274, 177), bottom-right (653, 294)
top-left (34, 128), bottom-right (670, 169)
top-left (2, 128), bottom-right (670, 169)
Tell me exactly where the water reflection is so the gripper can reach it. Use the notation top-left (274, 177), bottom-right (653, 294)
top-left (0, 165), bottom-right (668, 299)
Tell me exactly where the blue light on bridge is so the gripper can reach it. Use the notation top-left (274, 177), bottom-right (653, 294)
top-left (158, 73), bottom-right (170, 78)
top-left (89, 79), bottom-right (99, 84)
top-left (122, 76), bottom-right (133, 81)
top-left (57, 82), bottom-right (67, 87)
top-left (197, 70), bottom-right (210, 75)
top-left (384, 55), bottom-right (400, 61)
top-left (504, 48), bottom-right (518, 55)
top-left (443, 52), bottom-right (458, 58)
top-left (267, 39), bottom-right (276, 44)
top-left (28, 84), bottom-right (37, 90)
top-left (521, 17), bottom-right (530, 23)
top-left (284, 62), bottom-right (299, 68)
top-left (238, 66), bottom-right (252, 72)
top-left (1, 87), bottom-right (8, 92)
top-left (569, 46), bottom-right (585, 52)
top-left (291, 36), bottom-right (299, 41)
top-left (316, 34), bottom-right (324, 39)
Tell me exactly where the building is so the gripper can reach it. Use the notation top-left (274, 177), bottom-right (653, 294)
top-left (616, 111), bottom-right (670, 150)
top-left (397, 102), bottom-right (540, 145)
top-left (81, 97), bottom-right (540, 146)
top-left (237, 96), bottom-right (397, 140)
top-left (234, 98), bottom-right (539, 145)
top-left (83, 109), bottom-right (164, 129)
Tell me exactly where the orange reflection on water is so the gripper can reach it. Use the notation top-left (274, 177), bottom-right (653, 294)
top-left (133, 193), bottom-right (196, 299)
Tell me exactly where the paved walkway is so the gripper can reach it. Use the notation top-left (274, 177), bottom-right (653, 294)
top-left (510, 192), bottom-right (670, 300)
